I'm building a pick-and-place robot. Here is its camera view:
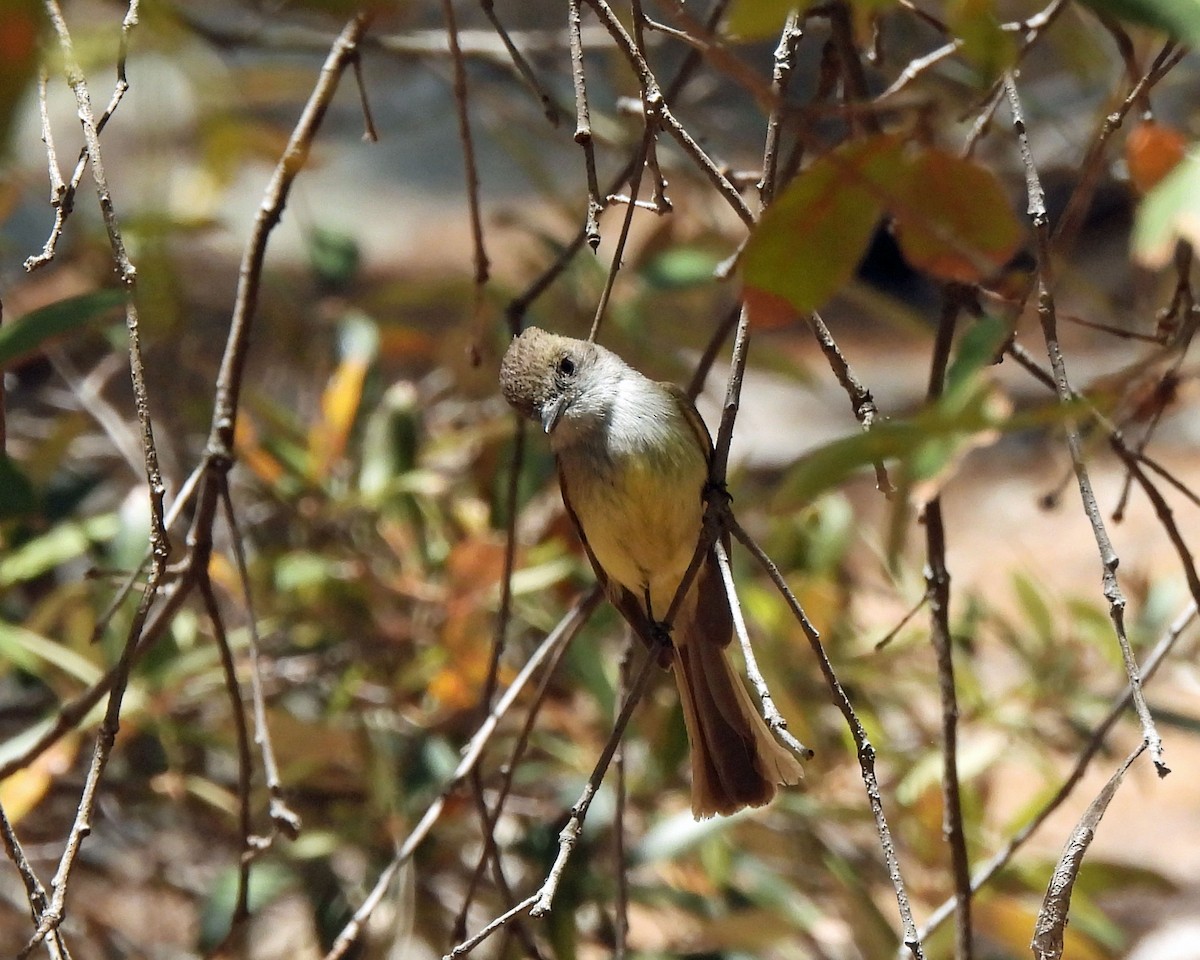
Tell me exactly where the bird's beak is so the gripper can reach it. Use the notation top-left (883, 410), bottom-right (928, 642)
top-left (541, 394), bottom-right (566, 434)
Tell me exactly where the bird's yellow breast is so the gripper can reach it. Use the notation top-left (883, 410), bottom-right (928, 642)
top-left (563, 445), bottom-right (706, 618)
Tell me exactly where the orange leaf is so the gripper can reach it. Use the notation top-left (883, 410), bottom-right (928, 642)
top-left (1126, 120), bottom-right (1188, 194)
top-left (891, 148), bottom-right (1024, 283)
top-left (235, 417), bottom-right (285, 486)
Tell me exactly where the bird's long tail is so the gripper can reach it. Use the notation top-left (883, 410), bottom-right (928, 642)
top-left (671, 556), bottom-right (804, 819)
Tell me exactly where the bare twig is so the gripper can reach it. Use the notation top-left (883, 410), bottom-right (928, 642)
top-left (219, 481), bottom-right (301, 839)
top-left (480, 0), bottom-right (562, 125)
top-left (324, 591), bottom-right (600, 960)
top-left (713, 539), bottom-right (812, 759)
top-left (1004, 72), bottom-right (1167, 777)
top-left (913, 602), bottom-right (1196, 949)
top-left (807, 311), bottom-right (894, 495)
top-left (569, 0), bottom-right (604, 249)
top-left (584, 0), bottom-right (755, 229)
top-left (198, 574), bottom-right (255, 930)
top-left (1031, 743), bottom-right (1146, 960)
top-left (442, 0), bottom-right (490, 365)
top-left (732, 518), bottom-right (926, 959)
top-left (924, 290), bottom-right (971, 960)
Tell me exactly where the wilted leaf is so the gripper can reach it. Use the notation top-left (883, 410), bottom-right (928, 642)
top-left (1126, 121), bottom-right (1188, 194)
top-left (744, 135), bottom-right (905, 313)
top-left (0, 289), bottom-right (124, 369)
top-left (1132, 149), bottom-right (1200, 267)
top-left (891, 149), bottom-right (1024, 283)
top-left (1077, 0), bottom-right (1200, 44)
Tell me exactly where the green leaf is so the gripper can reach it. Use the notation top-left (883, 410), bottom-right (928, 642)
top-left (725, 0), bottom-right (807, 39)
top-left (0, 289), bottom-right (124, 369)
top-left (0, 514), bottom-right (119, 587)
top-left (743, 135), bottom-right (905, 313)
top-left (1132, 149), bottom-right (1200, 268)
top-left (0, 456), bottom-right (37, 519)
top-left (1077, 0), bottom-right (1200, 44)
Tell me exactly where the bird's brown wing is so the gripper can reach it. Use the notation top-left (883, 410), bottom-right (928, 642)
top-left (556, 463), bottom-right (672, 666)
top-left (661, 383), bottom-right (735, 651)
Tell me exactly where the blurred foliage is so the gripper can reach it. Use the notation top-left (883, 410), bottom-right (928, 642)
top-left (1, 1), bottom-right (1199, 959)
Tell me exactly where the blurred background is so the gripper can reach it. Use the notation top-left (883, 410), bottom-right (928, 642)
top-left (3, 1), bottom-right (1200, 957)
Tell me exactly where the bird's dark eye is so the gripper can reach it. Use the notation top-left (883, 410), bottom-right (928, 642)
top-left (558, 356), bottom-right (576, 377)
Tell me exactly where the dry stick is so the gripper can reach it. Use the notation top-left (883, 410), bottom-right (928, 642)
top-left (913, 601), bottom-right (1196, 950)
top-left (713, 540), bottom-right (813, 759)
top-left (568, 0), bottom-right (604, 250)
top-left (324, 590), bottom-right (601, 960)
top-left (480, 0), bottom-right (562, 125)
top-left (613, 641), bottom-right (633, 960)
top-left (22, 4), bottom-right (170, 954)
top-left (1004, 72), bottom-right (1168, 777)
top-left (875, 0), bottom-right (1067, 103)
top-left (587, 123), bottom-right (652, 343)
top-left (442, 0), bottom-right (490, 367)
top-left (1054, 38), bottom-right (1184, 255)
top-left (585, 0), bottom-right (755, 229)
top-left (924, 291), bottom-right (971, 960)
top-left (218, 480), bottom-right (302, 838)
top-left (808, 311), bottom-right (895, 495)
top-left (1031, 742), bottom-right (1146, 960)
top-left (731, 518), bottom-right (926, 959)
top-left (198, 574), bottom-right (255, 928)
top-left (25, 1), bottom-right (140, 272)
top-left (451, 602), bottom-right (577, 951)
top-left (628, 0), bottom-right (670, 214)
top-left (827, 0), bottom-right (881, 136)
top-left (1113, 445), bottom-right (1200, 609)
top-left (505, 0), bottom-right (731, 324)
top-left (758, 12), bottom-right (804, 210)
top-left (528, 635), bottom-right (665, 918)
top-left (460, 770), bottom-right (545, 960)
top-left (0, 801), bottom-right (69, 960)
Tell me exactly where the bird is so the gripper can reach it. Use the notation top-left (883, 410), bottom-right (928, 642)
top-left (499, 326), bottom-right (803, 818)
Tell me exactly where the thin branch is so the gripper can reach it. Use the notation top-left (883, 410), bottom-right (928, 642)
top-left (529, 634), bottom-right (665, 917)
top-left (807, 311), bottom-right (894, 496)
top-left (913, 602), bottom-right (1196, 949)
top-left (713, 539), bottom-right (812, 759)
top-left (584, 0), bottom-right (755, 229)
top-left (324, 590), bottom-right (600, 960)
top-left (219, 481), bottom-right (302, 839)
top-left (732, 518), bottom-right (925, 958)
top-left (1031, 743), bottom-right (1146, 960)
top-left (198, 573), bottom-right (255, 930)
top-left (587, 122), bottom-right (652, 343)
top-left (569, 0), bottom-right (603, 250)
top-left (480, 0), bottom-right (562, 126)
top-left (442, 0), bottom-right (490, 368)
top-left (1004, 72), bottom-right (1168, 777)
top-left (924, 289), bottom-right (971, 960)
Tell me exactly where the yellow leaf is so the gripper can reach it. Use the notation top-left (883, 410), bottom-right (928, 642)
top-left (0, 736), bottom-right (77, 825)
top-left (308, 356), bottom-right (368, 481)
